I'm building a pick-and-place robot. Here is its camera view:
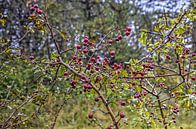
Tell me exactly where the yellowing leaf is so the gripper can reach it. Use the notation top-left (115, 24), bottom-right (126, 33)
top-left (0, 19), bottom-right (6, 27)
top-left (121, 70), bottom-right (128, 77)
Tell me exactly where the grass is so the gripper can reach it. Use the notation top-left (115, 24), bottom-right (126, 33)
top-left (54, 99), bottom-right (196, 129)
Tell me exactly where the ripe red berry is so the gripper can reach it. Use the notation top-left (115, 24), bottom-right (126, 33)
top-left (172, 106), bottom-right (179, 114)
top-left (110, 50), bottom-right (115, 57)
top-left (117, 35), bottom-right (122, 40)
top-left (30, 7), bottom-right (36, 11)
top-left (192, 92), bottom-right (196, 95)
top-left (76, 44), bottom-right (82, 49)
top-left (83, 37), bottom-right (89, 44)
top-left (95, 66), bottom-right (100, 71)
top-left (126, 26), bottom-right (132, 32)
top-left (139, 72), bottom-right (143, 76)
top-left (159, 83), bottom-right (165, 87)
top-left (95, 97), bottom-right (100, 102)
top-left (192, 53), bottom-right (196, 57)
top-left (88, 112), bottom-right (93, 119)
top-left (97, 56), bottom-right (101, 59)
top-left (181, 55), bottom-right (185, 59)
top-left (112, 63), bottom-right (118, 69)
top-left (84, 84), bottom-right (92, 90)
top-left (95, 76), bottom-right (102, 83)
top-left (108, 39), bottom-right (113, 44)
top-left (125, 31), bottom-right (130, 36)
top-left (143, 91), bottom-right (148, 96)
top-left (84, 36), bottom-right (89, 39)
top-left (83, 49), bottom-right (88, 53)
top-left (87, 63), bottom-right (92, 70)
top-left (132, 82), bottom-right (136, 86)
top-left (33, 4), bottom-right (39, 8)
top-left (90, 57), bottom-right (96, 63)
top-left (107, 126), bottom-right (112, 129)
top-left (120, 101), bottom-right (126, 106)
top-left (115, 38), bottom-right (119, 41)
top-left (70, 80), bottom-right (77, 88)
top-left (183, 48), bottom-right (190, 54)
top-left (83, 42), bottom-right (88, 46)
top-left (119, 112), bottom-right (125, 118)
top-left (72, 55), bottom-right (77, 60)
top-left (191, 76), bottom-right (196, 81)
top-left (88, 85), bottom-right (93, 90)
top-left (37, 8), bottom-right (43, 14)
top-left (64, 71), bottom-right (69, 76)
top-left (166, 55), bottom-right (171, 60)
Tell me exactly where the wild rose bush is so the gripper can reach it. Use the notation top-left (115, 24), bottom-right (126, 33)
top-left (0, 3), bottom-right (195, 129)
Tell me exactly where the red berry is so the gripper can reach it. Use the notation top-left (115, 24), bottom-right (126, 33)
top-left (110, 50), bottom-right (115, 57)
top-left (181, 55), bottom-right (185, 59)
top-left (84, 36), bottom-right (89, 39)
top-left (107, 126), bottom-right (112, 129)
top-left (125, 31), bottom-right (130, 36)
top-left (70, 80), bottom-right (77, 88)
top-left (112, 63), bottom-right (118, 69)
top-left (192, 92), bottom-right (196, 95)
top-left (95, 97), bottom-right (100, 102)
top-left (83, 38), bottom-right (89, 44)
top-left (117, 35), bottom-right (122, 40)
top-left (83, 84), bottom-right (92, 90)
top-left (140, 72), bottom-right (145, 76)
top-left (33, 4), bottom-right (39, 8)
top-left (191, 76), bottom-right (196, 81)
top-left (95, 76), bottom-right (102, 82)
top-left (143, 91), bottom-right (148, 96)
top-left (95, 66), bottom-right (100, 71)
top-left (108, 39), bottom-right (113, 44)
top-left (64, 71), bottom-right (69, 76)
top-left (83, 84), bottom-right (89, 89)
top-left (72, 55), bottom-right (77, 60)
top-left (83, 42), bottom-right (89, 46)
top-left (166, 55), bottom-right (171, 60)
top-left (76, 44), bottom-right (82, 49)
top-left (115, 38), bottom-right (119, 41)
top-left (88, 85), bottom-right (93, 90)
top-left (87, 63), bottom-right (92, 70)
top-left (192, 53), bottom-right (196, 57)
top-left (183, 48), bottom-right (190, 54)
top-left (37, 8), bottom-right (43, 14)
top-left (126, 26), bottom-right (132, 32)
top-left (97, 56), bottom-right (101, 59)
top-left (83, 49), bottom-right (88, 53)
top-left (120, 101), bottom-right (126, 106)
top-left (90, 57), bottom-right (96, 63)
top-left (88, 112), bottom-right (93, 119)
top-left (30, 7), bottom-right (36, 11)
top-left (159, 83), bottom-right (165, 87)
top-left (118, 63), bottom-right (123, 69)
top-left (119, 112), bottom-right (125, 118)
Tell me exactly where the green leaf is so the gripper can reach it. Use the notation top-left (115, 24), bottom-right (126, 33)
top-left (121, 70), bottom-right (128, 77)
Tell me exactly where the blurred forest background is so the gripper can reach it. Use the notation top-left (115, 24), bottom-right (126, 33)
top-left (1, 0), bottom-right (195, 61)
top-left (0, 0), bottom-right (195, 129)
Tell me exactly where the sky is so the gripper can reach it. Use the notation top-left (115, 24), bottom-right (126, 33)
top-left (138, 0), bottom-right (192, 12)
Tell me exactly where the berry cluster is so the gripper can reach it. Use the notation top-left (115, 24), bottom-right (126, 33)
top-left (172, 106), bottom-right (179, 114)
top-left (30, 4), bottom-right (43, 14)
